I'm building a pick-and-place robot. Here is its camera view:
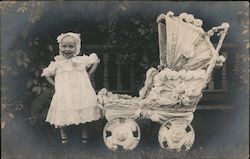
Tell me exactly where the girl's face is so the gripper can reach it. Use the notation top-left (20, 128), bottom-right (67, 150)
top-left (59, 36), bottom-right (77, 59)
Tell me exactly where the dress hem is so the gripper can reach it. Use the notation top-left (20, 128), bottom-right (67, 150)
top-left (46, 115), bottom-right (101, 128)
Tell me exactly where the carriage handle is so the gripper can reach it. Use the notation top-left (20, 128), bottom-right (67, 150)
top-left (207, 23), bottom-right (230, 53)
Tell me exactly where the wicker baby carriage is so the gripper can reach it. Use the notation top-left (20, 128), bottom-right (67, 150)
top-left (97, 11), bottom-right (229, 151)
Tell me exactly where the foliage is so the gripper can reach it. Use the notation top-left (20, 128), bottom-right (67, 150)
top-left (233, 2), bottom-right (249, 92)
top-left (1, 101), bottom-right (24, 129)
top-left (28, 88), bottom-right (53, 127)
top-left (0, 1), bottom-right (44, 23)
top-left (1, 1), bottom-right (47, 129)
top-left (95, 2), bottom-right (159, 67)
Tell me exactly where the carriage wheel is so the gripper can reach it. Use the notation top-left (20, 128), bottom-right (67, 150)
top-left (158, 118), bottom-right (195, 151)
top-left (103, 117), bottom-right (141, 151)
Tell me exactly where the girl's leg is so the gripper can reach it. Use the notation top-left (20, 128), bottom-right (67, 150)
top-left (60, 126), bottom-right (68, 144)
top-left (81, 124), bottom-right (88, 144)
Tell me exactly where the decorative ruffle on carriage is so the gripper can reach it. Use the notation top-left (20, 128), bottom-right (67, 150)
top-left (97, 11), bottom-right (229, 151)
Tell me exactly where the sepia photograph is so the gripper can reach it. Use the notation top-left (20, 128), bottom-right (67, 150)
top-left (1, 1), bottom-right (249, 159)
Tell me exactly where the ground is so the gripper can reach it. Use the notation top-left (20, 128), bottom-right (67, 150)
top-left (1, 109), bottom-right (248, 159)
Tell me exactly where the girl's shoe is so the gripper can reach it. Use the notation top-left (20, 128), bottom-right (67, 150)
top-left (60, 127), bottom-right (68, 144)
top-left (61, 137), bottom-right (68, 144)
top-left (81, 137), bottom-right (88, 144)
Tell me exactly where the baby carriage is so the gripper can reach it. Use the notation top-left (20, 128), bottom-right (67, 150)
top-left (97, 11), bottom-right (229, 151)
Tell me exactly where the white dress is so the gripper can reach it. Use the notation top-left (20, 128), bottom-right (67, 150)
top-left (42, 53), bottom-right (101, 127)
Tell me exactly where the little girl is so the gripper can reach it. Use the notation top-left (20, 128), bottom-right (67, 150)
top-left (41, 32), bottom-right (101, 144)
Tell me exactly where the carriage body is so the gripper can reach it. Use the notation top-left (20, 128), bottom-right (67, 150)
top-left (98, 11), bottom-right (229, 151)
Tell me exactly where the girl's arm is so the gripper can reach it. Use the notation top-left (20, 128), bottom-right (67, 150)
top-left (88, 60), bottom-right (100, 76)
top-left (45, 76), bottom-right (55, 86)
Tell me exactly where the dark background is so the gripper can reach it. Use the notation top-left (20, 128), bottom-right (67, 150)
top-left (1, 1), bottom-right (249, 159)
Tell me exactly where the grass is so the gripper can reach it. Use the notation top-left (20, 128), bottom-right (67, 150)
top-left (1, 110), bottom-right (248, 159)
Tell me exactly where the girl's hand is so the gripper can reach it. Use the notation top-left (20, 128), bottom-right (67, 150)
top-left (45, 76), bottom-right (55, 86)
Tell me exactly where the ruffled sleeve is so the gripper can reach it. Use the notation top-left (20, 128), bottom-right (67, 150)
top-left (41, 61), bottom-right (57, 77)
top-left (84, 53), bottom-right (100, 68)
